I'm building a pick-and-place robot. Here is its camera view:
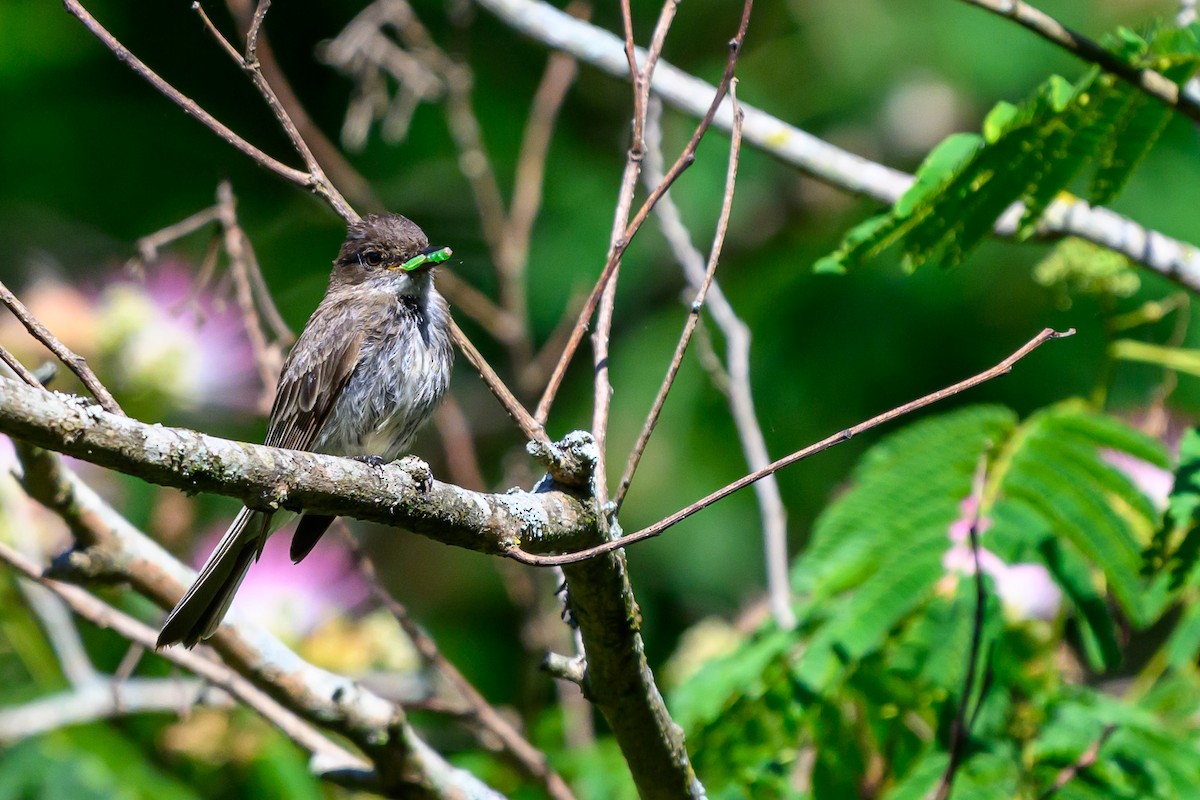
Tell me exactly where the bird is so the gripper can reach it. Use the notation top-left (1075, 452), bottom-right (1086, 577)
top-left (157, 213), bottom-right (454, 648)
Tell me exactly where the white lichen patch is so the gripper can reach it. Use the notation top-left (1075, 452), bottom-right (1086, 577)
top-left (559, 430), bottom-right (599, 465)
top-left (496, 493), bottom-right (550, 543)
top-left (469, 492), bottom-right (491, 521)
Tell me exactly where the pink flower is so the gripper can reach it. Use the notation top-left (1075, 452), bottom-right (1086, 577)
top-left (1100, 449), bottom-right (1173, 512)
top-left (94, 263), bottom-right (259, 411)
top-left (942, 495), bottom-right (1061, 623)
top-left (194, 522), bottom-right (369, 642)
top-left (991, 562), bottom-right (1062, 622)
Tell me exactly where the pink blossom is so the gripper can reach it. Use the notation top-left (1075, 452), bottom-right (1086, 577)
top-left (95, 263), bottom-right (259, 411)
top-left (194, 522), bottom-right (369, 642)
top-left (1100, 449), bottom-right (1173, 512)
top-left (991, 562), bottom-right (1062, 622)
top-left (943, 494), bottom-right (1061, 623)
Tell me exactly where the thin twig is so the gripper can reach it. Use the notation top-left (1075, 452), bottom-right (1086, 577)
top-left (1038, 724), bottom-right (1119, 800)
top-left (933, 455), bottom-right (991, 800)
top-left (505, 44), bottom-right (582, 305)
top-left (336, 525), bottom-right (576, 800)
top-left (589, 0), bottom-right (681, 516)
top-left (639, 95), bottom-right (792, 628)
top-left (63, 1), bottom-right (313, 199)
top-left (215, 181), bottom-right (285, 402)
top-left (508, 328), bottom-right (1074, 566)
top-left (191, 0), bottom-right (358, 222)
top-left (0, 280), bottom-right (123, 415)
top-left (958, 0), bottom-right (1200, 121)
top-left (534, 0), bottom-right (754, 425)
top-left (616, 85), bottom-right (743, 509)
top-left (0, 347), bottom-right (41, 389)
top-left (451, 319), bottom-right (547, 443)
top-left (225, 0), bottom-right (383, 210)
top-left (0, 678), bottom-right (230, 743)
top-left (132, 204), bottom-right (223, 267)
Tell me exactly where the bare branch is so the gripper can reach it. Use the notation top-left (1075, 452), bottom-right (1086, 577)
top-left (194, 0), bottom-right (359, 222)
top-left (638, 96), bottom-right (793, 628)
top-left (0, 280), bottom-right (123, 416)
top-left (508, 328), bottom-right (1074, 566)
top-left (214, 181), bottom-right (286, 402)
top-left (0, 377), bottom-right (594, 557)
top-left (0, 676), bottom-right (230, 744)
top-left (616, 85), bottom-right (744, 509)
top-left (0, 542), bottom-right (370, 778)
top-left (8, 445), bottom-right (508, 797)
top-left (933, 455), bottom-right (991, 800)
top-left (0, 346), bottom-right (41, 390)
top-left (534, 0), bottom-right (754, 425)
top-left (224, 0), bottom-right (384, 210)
top-left (62, 1), bottom-right (315, 202)
top-left (542, 652), bottom-right (586, 685)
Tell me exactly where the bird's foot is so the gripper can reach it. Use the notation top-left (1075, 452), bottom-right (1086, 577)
top-left (352, 455), bottom-right (387, 468)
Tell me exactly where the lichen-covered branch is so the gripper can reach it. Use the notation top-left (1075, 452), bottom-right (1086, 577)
top-left (0, 377), bottom-right (595, 557)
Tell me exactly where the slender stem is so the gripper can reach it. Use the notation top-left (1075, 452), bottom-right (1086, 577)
top-left (534, 0), bottom-right (754, 425)
top-left (590, 0), bottom-right (685, 515)
top-left (934, 456), bottom-right (991, 800)
top-left (64, 0), bottom-right (312, 191)
top-left (0, 347), bottom-right (41, 389)
top-left (508, 328), bottom-right (1074, 566)
top-left (615, 87), bottom-right (743, 509)
top-left (0, 280), bottom-right (123, 416)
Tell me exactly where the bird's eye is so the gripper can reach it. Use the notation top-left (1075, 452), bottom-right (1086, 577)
top-left (363, 251), bottom-right (383, 267)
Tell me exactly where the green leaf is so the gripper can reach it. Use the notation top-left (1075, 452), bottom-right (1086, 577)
top-left (814, 24), bottom-right (1200, 274)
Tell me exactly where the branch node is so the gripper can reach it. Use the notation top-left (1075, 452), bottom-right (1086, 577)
top-left (541, 651), bottom-right (586, 685)
top-left (527, 430), bottom-right (598, 491)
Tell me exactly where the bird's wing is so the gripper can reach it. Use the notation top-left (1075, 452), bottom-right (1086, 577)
top-left (265, 309), bottom-right (366, 452)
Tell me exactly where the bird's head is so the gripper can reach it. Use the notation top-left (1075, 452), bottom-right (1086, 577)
top-left (332, 213), bottom-right (452, 295)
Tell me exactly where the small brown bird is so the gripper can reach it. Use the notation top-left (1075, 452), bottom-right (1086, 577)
top-left (158, 214), bottom-right (454, 648)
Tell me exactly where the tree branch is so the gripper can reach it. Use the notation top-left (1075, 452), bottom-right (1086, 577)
top-left (507, 328), bottom-right (1074, 567)
top-left (0, 542), bottom-right (372, 783)
top-left (5, 445), bottom-right (507, 797)
top-left (0, 377), bottom-right (594, 557)
top-left (638, 95), bottom-right (794, 629)
top-left (0, 280), bottom-right (124, 416)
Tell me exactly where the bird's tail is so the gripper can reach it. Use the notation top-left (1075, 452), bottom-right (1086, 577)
top-left (157, 507), bottom-right (271, 649)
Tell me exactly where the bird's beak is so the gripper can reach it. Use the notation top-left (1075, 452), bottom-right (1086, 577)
top-left (395, 246), bottom-right (453, 273)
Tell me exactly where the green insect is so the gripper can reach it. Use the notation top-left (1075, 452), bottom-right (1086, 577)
top-left (399, 246), bottom-right (453, 272)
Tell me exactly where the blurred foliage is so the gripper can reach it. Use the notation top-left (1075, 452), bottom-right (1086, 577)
top-left (3, 0), bottom-right (1200, 798)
